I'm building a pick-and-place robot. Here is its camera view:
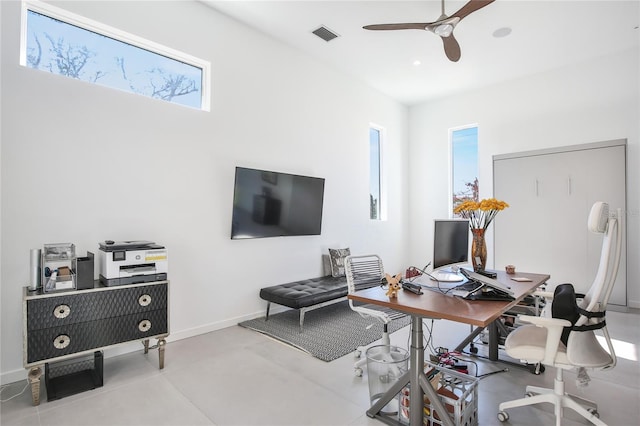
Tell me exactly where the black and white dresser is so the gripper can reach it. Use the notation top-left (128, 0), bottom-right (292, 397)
top-left (22, 280), bottom-right (169, 405)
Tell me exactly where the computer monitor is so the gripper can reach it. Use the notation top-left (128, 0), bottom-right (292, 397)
top-left (433, 219), bottom-right (470, 272)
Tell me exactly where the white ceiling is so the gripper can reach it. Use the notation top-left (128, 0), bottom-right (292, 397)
top-left (203, 0), bottom-right (640, 106)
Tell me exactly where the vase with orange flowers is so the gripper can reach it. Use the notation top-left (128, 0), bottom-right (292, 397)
top-left (453, 198), bottom-right (509, 271)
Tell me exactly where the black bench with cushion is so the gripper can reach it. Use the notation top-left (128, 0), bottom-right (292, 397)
top-left (259, 275), bottom-right (348, 331)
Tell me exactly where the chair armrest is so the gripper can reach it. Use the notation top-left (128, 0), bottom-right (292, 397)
top-left (532, 290), bottom-right (554, 300)
top-left (518, 315), bottom-right (571, 328)
top-left (530, 290), bottom-right (554, 318)
top-left (518, 315), bottom-right (571, 365)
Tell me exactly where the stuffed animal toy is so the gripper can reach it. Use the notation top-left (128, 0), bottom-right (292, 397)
top-left (385, 273), bottom-right (402, 298)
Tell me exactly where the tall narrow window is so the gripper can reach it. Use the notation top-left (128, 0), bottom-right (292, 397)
top-left (451, 126), bottom-right (479, 217)
top-left (20, 1), bottom-right (210, 110)
top-left (369, 126), bottom-right (383, 220)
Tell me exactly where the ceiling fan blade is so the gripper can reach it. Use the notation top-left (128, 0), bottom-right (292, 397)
top-left (451, 0), bottom-right (495, 21)
top-left (363, 23), bottom-right (431, 31)
top-left (442, 34), bottom-right (461, 62)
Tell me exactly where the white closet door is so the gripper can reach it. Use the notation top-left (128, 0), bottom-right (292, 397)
top-left (493, 141), bottom-right (626, 306)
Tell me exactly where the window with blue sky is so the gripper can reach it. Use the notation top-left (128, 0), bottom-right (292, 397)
top-left (21, 1), bottom-right (210, 110)
top-left (451, 126), bottom-right (479, 216)
top-left (369, 127), bottom-right (382, 220)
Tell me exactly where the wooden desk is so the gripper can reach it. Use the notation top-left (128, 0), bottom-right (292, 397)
top-left (348, 271), bottom-right (548, 426)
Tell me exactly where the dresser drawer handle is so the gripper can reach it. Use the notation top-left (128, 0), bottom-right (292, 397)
top-left (138, 320), bottom-right (151, 332)
top-left (53, 304), bottom-right (71, 319)
top-left (138, 295), bottom-right (152, 307)
top-left (53, 334), bottom-right (70, 349)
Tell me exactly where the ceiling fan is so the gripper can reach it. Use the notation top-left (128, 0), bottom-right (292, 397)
top-left (363, 0), bottom-right (495, 62)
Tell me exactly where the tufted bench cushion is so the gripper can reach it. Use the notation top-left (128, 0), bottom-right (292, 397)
top-left (259, 276), bottom-right (347, 309)
top-left (259, 275), bottom-right (348, 331)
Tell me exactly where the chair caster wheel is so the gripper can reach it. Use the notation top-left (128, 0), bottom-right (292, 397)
top-left (498, 411), bottom-right (509, 422)
top-left (587, 408), bottom-right (600, 419)
top-left (354, 368), bottom-right (363, 377)
top-left (469, 345), bottom-right (478, 354)
top-left (354, 350), bottom-right (362, 359)
top-left (525, 391), bottom-right (534, 398)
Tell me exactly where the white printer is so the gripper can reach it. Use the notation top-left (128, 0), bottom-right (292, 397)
top-left (99, 240), bottom-right (168, 286)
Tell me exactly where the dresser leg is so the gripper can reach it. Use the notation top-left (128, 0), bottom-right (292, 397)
top-left (27, 366), bottom-right (43, 406)
top-left (158, 338), bottom-right (166, 369)
top-left (143, 339), bottom-right (149, 354)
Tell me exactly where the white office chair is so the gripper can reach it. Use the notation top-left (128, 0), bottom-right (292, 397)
top-left (498, 202), bottom-right (622, 426)
top-left (345, 254), bottom-right (406, 377)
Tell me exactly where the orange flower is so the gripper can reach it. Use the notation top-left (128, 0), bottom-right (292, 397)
top-left (454, 198), bottom-right (509, 230)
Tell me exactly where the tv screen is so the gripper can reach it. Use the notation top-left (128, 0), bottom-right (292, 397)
top-left (433, 219), bottom-right (470, 270)
top-left (231, 167), bottom-right (325, 239)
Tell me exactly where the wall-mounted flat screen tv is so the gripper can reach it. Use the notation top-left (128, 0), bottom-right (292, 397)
top-left (231, 167), bottom-right (325, 239)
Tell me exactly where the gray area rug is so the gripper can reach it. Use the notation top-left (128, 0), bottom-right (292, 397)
top-left (238, 301), bottom-right (410, 362)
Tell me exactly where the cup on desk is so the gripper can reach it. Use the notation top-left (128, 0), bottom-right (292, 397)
top-left (505, 265), bottom-right (516, 274)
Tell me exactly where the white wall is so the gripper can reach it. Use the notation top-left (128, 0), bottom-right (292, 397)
top-left (0, 0), bottom-right (409, 383)
top-left (408, 47), bottom-right (639, 307)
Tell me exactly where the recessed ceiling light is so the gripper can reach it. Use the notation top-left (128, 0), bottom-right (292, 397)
top-left (413, 60), bottom-right (421, 66)
top-left (493, 27), bottom-right (512, 38)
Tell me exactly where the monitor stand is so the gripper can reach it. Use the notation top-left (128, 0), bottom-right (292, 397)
top-left (430, 268), bottom-right (464, 282)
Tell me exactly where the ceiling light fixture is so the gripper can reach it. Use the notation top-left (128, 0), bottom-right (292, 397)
top-left (413, 60), bottom-right (422, 66)
top-left (434, 23), bottom-right (454, 37)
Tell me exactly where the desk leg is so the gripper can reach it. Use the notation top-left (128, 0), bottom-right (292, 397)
top-left (366, 371), bottom-right (409, 419)
top-left (454, 325), bottom-right (486, 353)
top-left (455, 320), bottom-right (501, 361)
top-left (411, 318), bottom-right (454, 426)
top-left (409, 317), bottom-right (424, 426)
top-left (365, 317), bottom-right (454, 426)
top-left (488, 321), bottom-right (499, 361)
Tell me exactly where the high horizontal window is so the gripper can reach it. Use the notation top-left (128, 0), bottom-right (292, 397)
top-left (20, 1), bottom-right (210, 111)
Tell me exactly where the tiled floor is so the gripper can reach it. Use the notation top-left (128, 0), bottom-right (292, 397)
top-left (1, 309), bottom-right (638, 426)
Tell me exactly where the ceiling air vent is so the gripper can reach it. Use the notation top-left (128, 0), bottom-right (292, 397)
top-left (312, 26), bottom-right (339, 42)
